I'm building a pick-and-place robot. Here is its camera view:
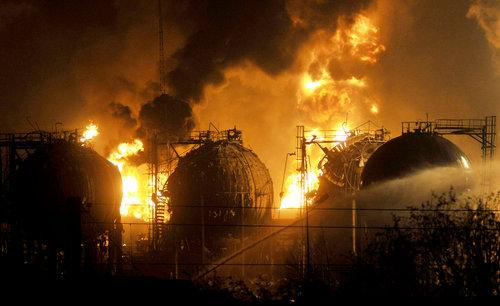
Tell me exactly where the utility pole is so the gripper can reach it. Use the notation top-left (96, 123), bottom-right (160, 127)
top-left (296, 126), bottom-right (311, 277)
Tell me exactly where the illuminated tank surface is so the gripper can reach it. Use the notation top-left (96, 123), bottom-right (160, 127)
top-left (361, 133), bottom-right (471, 187)
top-left (165, 140), bottom-right (273, 275)
top-left (167, 140), bottom-right (273, 226)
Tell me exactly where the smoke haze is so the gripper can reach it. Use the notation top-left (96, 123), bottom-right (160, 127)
top-left (0, 0), bottom-right (498, 202)
top-left (164, 0), bottom-right (372, 101)
top-left (137, 94), bottom-right (195, 141)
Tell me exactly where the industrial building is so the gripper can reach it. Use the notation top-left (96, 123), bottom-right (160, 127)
top-left (0, 116), bottom-right (496, 281)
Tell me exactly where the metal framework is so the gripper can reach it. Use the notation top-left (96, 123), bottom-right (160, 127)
top-left (158, 0), bottom-right (167, 94)
top-left (148, 127), bottom-right (244, 251)
top-left (296, 121), bottom-right (390, 197)
top-left (401, 116), bottom-right (496, 192)
top-left (402, 116), bottom-right (496, 162)
top-left (294, 121), bottom-right (390, 275)
top-left (0, 130), bottom-right (83, 190)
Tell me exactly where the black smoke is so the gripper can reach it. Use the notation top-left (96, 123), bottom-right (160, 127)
top-left (165, 0), bottom-right (373, 101)
top-left (137, 94), bottom-right (195, 141)
top-left (109, 102), bottom-right (137, 130)
top-left (0, 0), bottom-right (373, 131)
top-left (105, 94), bottom-right (194, 164)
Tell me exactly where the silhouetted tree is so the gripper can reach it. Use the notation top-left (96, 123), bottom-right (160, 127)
top-left (345, 191), bottom-right (500, 297)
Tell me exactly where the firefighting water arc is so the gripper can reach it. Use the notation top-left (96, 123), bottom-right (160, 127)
top-left (1, 0), bottom-right (498, 299)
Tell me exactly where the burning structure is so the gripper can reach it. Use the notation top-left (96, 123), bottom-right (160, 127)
top-left (296, 116), bottom-right (496, 272)
top-left (0, 116), bottom-right (495, 282)
top-left (164, 128), bottom-right (273, 278)
top-left (315, 122), bottom-right (390, 198)
top-left (0, 2), bottom-right (498, 291)
top-left (111, 115), bottom-right (495, 281)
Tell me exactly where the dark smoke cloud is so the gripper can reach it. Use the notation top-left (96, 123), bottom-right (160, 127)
top-left (138, 94), bottom-right (195, 141)
top-left (165, 0), bottom-right (372, 101)
top-left (105, 94), bottom-right (195, 164)
top-left (0, 0), bottom-right (372, 135)
top-left (114, 78), bottom-right (162, 103)
top-left (108, 93), bottom-right (195, 143)
top-left (109, 102), bottom-right (137, 130)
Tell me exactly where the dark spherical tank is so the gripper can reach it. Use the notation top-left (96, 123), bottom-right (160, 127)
top-left (165, 140), bottom-right (273, 274)
top-left (167, 140), bottom-right (273, 226)
top-left (12, 140), bottom-right (123, 276)
top-left (361, 133), bottom-right (471, 187)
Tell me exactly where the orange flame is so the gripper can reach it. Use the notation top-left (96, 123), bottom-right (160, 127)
top-left (107, 139), bottom-right (153, 221)
top-left (280, 15), bottom-right (383, 212)
top-left (80, 122), bottom-right (99, 142)
top-left (280, 124), bottom-right (349, 210)
top-left (80, 121), bottom-right (162, 221)
top-left (348, 15), bottom-right (386, 64)
top-left (298, 14), bottom-right (385, 125)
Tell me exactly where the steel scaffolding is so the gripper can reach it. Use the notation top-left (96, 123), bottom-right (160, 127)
top-left (294, 121), bottom-right (390, 275)
top-left (401, 116), bottom-right (496, 193)
top-left (148, 127), bottom-right (244, 252)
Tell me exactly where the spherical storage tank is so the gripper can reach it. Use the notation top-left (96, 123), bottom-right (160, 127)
top-left (12, 140), bottom-right (123, 276)
top-left (348, 133), bottom-right (473, 254)
top-left (361, 132), bottom-right (471, 187)
top-left (166, 140), bottom-right (273, 268)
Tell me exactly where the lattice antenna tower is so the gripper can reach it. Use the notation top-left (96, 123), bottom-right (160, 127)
top-left (158, 0), bottom-right (167, 94)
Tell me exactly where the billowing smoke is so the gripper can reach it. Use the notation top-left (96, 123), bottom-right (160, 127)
top-left (107, 94), bottom-right (195, 143)
top-left (467, 0), bottom-right (500, 74)
top-left (1, 0), bottom-right (499, 205)
top-left (104, 94), bottom-right (194, 165)
top-left (109, 102), bottom-right (137, 130)
top-left (165, 0), bottom-right (373, 101)
top-left (137, 94), bottom-right (195, 141)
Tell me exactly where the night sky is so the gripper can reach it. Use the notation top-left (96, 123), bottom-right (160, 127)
top-left (1, 1), bottom-right (499, 293)
top-left (0, 0), bottom-right (498, 164)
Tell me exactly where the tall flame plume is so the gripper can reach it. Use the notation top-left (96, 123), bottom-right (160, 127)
top-left (280, 14), bottom-right (384, 211)
top-left (107, 139), bottom-right (153, 221)
top-left (79, 122), bottom-right (159, 222)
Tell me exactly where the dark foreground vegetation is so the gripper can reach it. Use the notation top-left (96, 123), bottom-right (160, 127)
top-left (4, 192), bottom-right (499, 304)
top-left (193, 192), bottom-right (499, 304)
top-left (343, 191), bottom-right (499, 298)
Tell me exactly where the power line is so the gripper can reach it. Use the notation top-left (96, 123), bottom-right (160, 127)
top-left (88, 202), bottom-right (500, 212)
top-left (93, 221), bottom-right (500, 231)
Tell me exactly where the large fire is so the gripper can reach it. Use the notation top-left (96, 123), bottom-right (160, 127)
top-left (297, 14), bottom-right (384, 124)
top-left (348, 15), bottom-right (386, 64)
top-left (280, 14), bottom-right (384, 211)
top-left (79, 123), bottom-right (160, 221)
top-left (107, 139), bottom-right (153, 221)
top-left (279, 125), bottom-right (349, 210)
top-left (78, 15), bottom-right (385, 217)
